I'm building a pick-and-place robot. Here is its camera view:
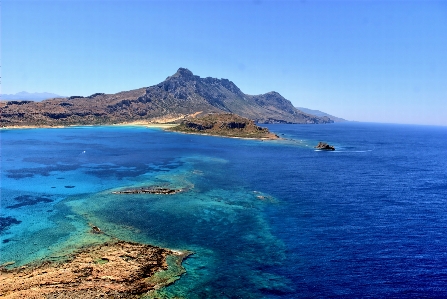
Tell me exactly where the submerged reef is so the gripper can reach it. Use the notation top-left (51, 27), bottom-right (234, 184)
top-left (0, 240), bottom-right (190, 299)
top-left (6, 195), bottom-right (53, 209)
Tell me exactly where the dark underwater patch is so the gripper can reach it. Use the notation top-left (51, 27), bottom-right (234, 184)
top-left (84, 164), bottom-right (150, 179)
top-left (64, 186), bottom-right (75, 188)
top-left (6, 195), bottom-right (53, 209)
top-left (84, 167), bottom-right (145, 180)
top-left (0, 216), bottom-right (22, 233)
top-left (83, 159), bottom-right (184, 180)
top-left (7, 172), bottom-right (34, 179)
top-left (260, 287), bottom-right (294, 296)
top-left (7, 164), bottom-right (78, 179)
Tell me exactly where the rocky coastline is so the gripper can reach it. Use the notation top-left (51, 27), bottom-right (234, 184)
top-left (0, 240), bottom-right (191, 299)
top-left (168, 113), bottom-right (280, 140)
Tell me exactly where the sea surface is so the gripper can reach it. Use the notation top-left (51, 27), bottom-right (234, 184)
top-left (1, 122), bottom-right (446, 298)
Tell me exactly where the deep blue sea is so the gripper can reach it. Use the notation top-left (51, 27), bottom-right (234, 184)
top-left (1, 122), bottom-right (446, 298)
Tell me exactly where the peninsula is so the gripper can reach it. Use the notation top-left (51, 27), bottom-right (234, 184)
top-left (168, 113), bottom-right (280, 140)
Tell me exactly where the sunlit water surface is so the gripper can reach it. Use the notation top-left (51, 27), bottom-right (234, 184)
top-left (1, 123), bottom-right (446, 298)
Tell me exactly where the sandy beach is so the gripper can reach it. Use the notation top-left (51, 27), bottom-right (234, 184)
top-left (0, 122), bottom-right (178, 130)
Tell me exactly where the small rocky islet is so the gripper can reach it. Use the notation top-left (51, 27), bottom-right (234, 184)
top-left (111, 185), bottom-right (188, 195)
top-left (112, 187), bottom-right (186, 195)
top-left (314, 142), bottom-right (336, 151)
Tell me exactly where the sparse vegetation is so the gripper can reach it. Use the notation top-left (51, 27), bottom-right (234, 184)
top-left (169, 113), bottom-right (279, 139)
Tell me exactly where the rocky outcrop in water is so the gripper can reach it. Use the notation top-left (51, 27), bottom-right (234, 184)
top-left (0, 68), bottom-right (333, 127)
top-left (315, 142), bottom-right (335, 151)
top-left (112, 187), bottom-right (185, 195)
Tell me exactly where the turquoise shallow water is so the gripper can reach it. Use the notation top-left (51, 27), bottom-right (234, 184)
top-left (1, 123), bottom-right (447, 298)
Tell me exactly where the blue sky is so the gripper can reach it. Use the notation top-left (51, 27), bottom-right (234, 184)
top-left (2, 0), bottom-right (447, 125)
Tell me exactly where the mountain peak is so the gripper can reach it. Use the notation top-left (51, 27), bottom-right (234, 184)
top-left (177, 67), bottom-right (193, 76)
top-left (168, 68), bottom-right (196, 80)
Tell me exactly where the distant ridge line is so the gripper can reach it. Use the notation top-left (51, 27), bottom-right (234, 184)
top-left (1, 92), bottom-right (65, 102)
top-left (296, 107), bottom-right (347, 122)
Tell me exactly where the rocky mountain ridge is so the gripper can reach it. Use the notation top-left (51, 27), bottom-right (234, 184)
top-left (0, 68), bottom-right (333, 127)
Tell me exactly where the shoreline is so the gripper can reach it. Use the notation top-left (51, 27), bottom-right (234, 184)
top-left (0, 122), bottom-right (281, 140)
top-left (0, 113), bottom-right (200, 130)
top-left (0, 239), bottom-right (191, 298)
top-left (167, 129), bottom-right (281, 141)
top-left (113, 121), bottom-right (179, 129)
top-left (0, 122), bottom-right (178, 130)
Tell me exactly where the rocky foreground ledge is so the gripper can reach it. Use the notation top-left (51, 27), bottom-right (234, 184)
top-left (0, 240), bottom-right (190, 299)
top-left (168, 113), bottom-right (279, 140)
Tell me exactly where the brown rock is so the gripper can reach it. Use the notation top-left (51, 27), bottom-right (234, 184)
top-left (314, 142), bottom-right (335, 151)
top-left (169, 113), bottom-right (280, 140)
top-left (0, 241), bottom-right (190, 299)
